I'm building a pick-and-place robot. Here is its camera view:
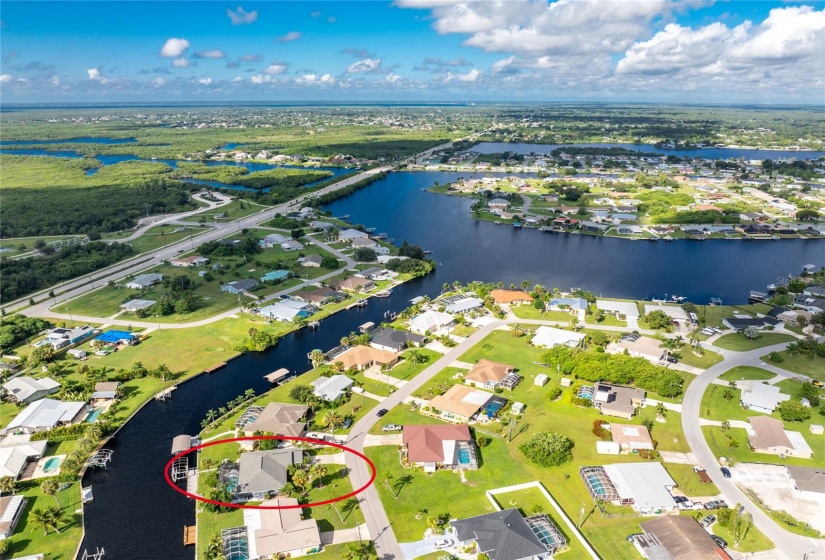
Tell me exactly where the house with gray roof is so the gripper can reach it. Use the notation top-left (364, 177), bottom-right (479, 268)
top-left (2, 398), bottom-right (86, 435)
top-left (221, 279), bottom-right (258, 294)
top-left (125, 273), bottom-right (163, 290)
top-left (445, 297), bottom-right (484, 314)
top-left (338, 228), bottom-right (369, 242)
top-left (369, 327), bottom-right (426, 353)
top-left (740, 382), bottom-right (790, 414)
top-left (310, 375), bottom-right (354, 402)
top-left (259, 233), bottom-right (289, 248)
top-left (120, 299), bottom-right (156, 312)
top-left (450, 508), bottom-right (554, 559)
top-left (3, 377), bottom-right (61, 404)
top-left (786, 465), bottom-right (825, 494)
top-left (235, 449), bottom-right (303, 502)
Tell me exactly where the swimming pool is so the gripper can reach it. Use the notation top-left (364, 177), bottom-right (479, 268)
top-left (85, 409), bottom-right (103, 423)
top-left (43, 456), bottom-right (63, 474)
top-left (577, 386), bottom-right (595, 400)
top-left (458, 448), bottom-right (471, 465)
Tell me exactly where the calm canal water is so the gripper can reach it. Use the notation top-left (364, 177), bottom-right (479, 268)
top-left (78, 168), bottom-right (825, 558)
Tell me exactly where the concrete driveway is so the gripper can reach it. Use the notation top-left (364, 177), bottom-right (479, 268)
top-left (399, 533), bottom-right (458, 560)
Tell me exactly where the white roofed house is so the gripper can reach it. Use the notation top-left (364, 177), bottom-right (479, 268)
top-left (337, 228), bottom-right (369, 242)
top-left (596, 299), bottom-right (640, 319)
top-left (0, 440), bottom-right (48, 479)
top-left (125, 273), bottom-right (163, 290)
top-left (409, 310), bottom-right (454, 335)
top-left (2, 398), bottom-right (86, 435)
top-left (601, 462), bottom-right (678, 514)
top-left (444, 297), bottom-right (484, 314)
top-left (2, 377), bottom-right (61, 404)
top-left (530, 326), bottom-right (585, 348)
top-left (230, 497), bottom-right (322, 559)
top-left (607, 336), bottom-right (665, 364)
top-left (259, 233), bottom-right (289, 248)
top-left (310, 375), bottom-right (354, 402)
top-left (740, 382), bottom-right (790, 414)
top-left (119, 298), bottom-right (156, 313)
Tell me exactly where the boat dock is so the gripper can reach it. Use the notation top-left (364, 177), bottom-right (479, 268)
top-left (204, 361), bottom-right (227, 373)
top-left (155, 386), bottom-right (176, 401)
top-left (184, 526), bottom-right (196, 546)
top-left (264, 368), bottom-right (290, 384)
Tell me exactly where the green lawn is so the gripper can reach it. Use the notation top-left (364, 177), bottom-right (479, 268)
top-left (675, 345), bottom-right (723, 369)
top-left (663, 463), bottom-right (719, 497)
top-left (367, 403), bottom-right (450, 435)
top-left (450, 324), bottom-right (478, 337)
top-left (196, 505), bottom-right (245, 558)
top-left (490, 487), bottom-right (592, 559)
top-left (713, 332), bottom-right (795, 351)
top-left (101, 225), bottom-right (211, 253)
top-left (703, 426), bottom-right (825, 469)
top-left (720, 366), bottom-right (777, 382)
top-left (183, 199), bottom-right (270, 223)
top-left (302, 465), bottom-right (366, 532)
top-left (511, 306), bottom-right (576, 322)
top-left (712, 523), bottom-right (774, 553)
top-left (2, 483), bottom-right (84, 560)
top-left (761, 351), bottom-right (825, 381)
top-left (389, 349), bottom-right (443, 381)
top-left (585, 314), bottom-right (627, 328)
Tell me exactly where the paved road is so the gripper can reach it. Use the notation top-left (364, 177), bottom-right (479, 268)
top-left (4, 167), bottom-right (390, 316)
top-left (681, 342), bottom-right (825, 559)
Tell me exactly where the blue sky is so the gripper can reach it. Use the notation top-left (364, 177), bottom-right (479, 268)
top-left (1, 1), bottom-right (823, 103)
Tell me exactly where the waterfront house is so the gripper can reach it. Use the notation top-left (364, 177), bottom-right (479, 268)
top-left (91, 381), bottom-right (121, 405)
top-left (581, 221), bottom-right (609, 233)
top-left (221, 279), bottom-right (258, 294)
top-left (336, 346), bottom-right (399, 371)
top-left (369, 327), bottom-right (425, 353)
top-left (3, 377), bottom-right (61, 404)
top-left (637, 515), bottom-right (730, 560)
top-left (301, 254), bottom-right (323, 268)
top-left (427, 385), bottom-right (494, 423)
top-left (235, 449), bottom-right (303, 502)
top-left (2, 398), bottom-right (86, 435)
top-left (330, 276), bottom-right (374, 293)
top-left (233, 497), bottom-right (322, 559)
top-left (740, 382), bottom-right (790, 414)
top-left (293, 287), bottom-right (338, 305)
top-left (337, 228), bottom-right (369, 242)
top-left (355, 267), bottom-right (383, 280)
top-left (0, 440), bottom-right (48, 479)
top-left (464, 360), bottom-right (520, 390)
top-left (310, 375), bottom-right (354, 402)
top-left (309, 220), bottom-right (334, 230)
top-left (450, 509), bottom-right (561, 559)
top-left (258, 300), bottom-right (314, 322)
top-left (260, 270), bottom-right (290, 283)
top-left (240, 403), bottom-right (309, 438)
top-left (409, 310), bottom-right (454, 335)
top-left (402, 424), bottom-right (477, 472)
top-left (487, 198), bottom-right (510, 210)
top-left (552, 217), bottom-right (580, 229)
top-left (259, 233), bottom-right (290, 248)
top-left (125, 273), bottom-right (163, 290)
top-left (351, 237), bottom-right (378, 249)
top-left (776, 309), bottom-right (812, 326)
top-left (444, 297), bottom-right (484, 314)
top-left (490, 290), bottom-right (533, 305)
top-left (530, 326), bottom-right (585, 349)
top-left (596, 300), bottom-right (640, 319)
top-left (170, 255), bottom-right (209, 267)
top-left (747, 416), bottom-right (812, 459)
top-left (721, 316), bottom-right (780, 331)
top-left (119, 299), bottom-right (156, 312)
top-left (546, 297), bottom-right (588, 312)
top-left (593, 383), bottom-right (645, 419)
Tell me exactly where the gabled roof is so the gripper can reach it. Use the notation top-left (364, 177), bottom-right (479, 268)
top-left (3, 377), bottom-right (61, 402)
top-left (428, 385), bottom-right (493, 419)
top-left (245, 403), bottom-right (308, 436)
top-left (237, 449), bottom-right (302, 495)
top-left (246, 497), bottom-right (321, 558)
top-left (451, 508), bottom-right (548, 560)
top-left (786, 465), bottom-right (825, 493)
top-left (748, 416), bottom-right (792, 449)
top-left (465, 360), bottom-right (514, 385)
top-left (740, 382), bottom-right (790, 412)
top-left (0, 440), bottom-right (48, 478)
top-left (403, 424), bottom-right (471, 463)
top-left (5, 398), bottom-right (85, 431)
top-left (490, 290), bottom-right (533, 304)
top-left (310, 375), bottom-right (354, 401)
top-left (336, 345), bottom-right (398, 369)
top-left (369, 327), bottom-right (425, 351)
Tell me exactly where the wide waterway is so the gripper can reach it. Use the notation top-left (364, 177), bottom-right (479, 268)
top-left (77, 168), bottom-right (825, 559)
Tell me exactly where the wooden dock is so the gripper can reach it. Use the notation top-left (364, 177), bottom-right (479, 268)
top-left (264, 368), bottom-right (290, 384)
top-left (155, 386), bottom-right (176, 401)
top-left (183, 525), bottom-right (196, 546)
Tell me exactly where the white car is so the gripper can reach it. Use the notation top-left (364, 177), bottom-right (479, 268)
top-left (434, 539), bottom-right (453, 549)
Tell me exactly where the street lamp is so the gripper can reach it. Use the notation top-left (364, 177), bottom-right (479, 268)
top-left (65, 307), bottom-right (74, 322)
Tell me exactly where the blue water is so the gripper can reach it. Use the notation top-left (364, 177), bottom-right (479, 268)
top-left (458, 448), bottom-right (471, 464)
top-left (470, 141), bottom-right (825, 160)
top-left (0, 147), bottom-right (353, 189)
top-left (42, 456), bottom-right (63, 473)
top-left (577, 386), bottom-right (595, 400)
top-left (324, 171), bottom-right (825, 304)
top-left (86, 409), bottom-right (103, 423)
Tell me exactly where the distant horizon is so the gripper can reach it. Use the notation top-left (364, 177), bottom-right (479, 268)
top-left (1, 1), bottom-right (824, 104)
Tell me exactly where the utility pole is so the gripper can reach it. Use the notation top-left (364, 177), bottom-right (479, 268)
top-left (579, 504), bottom-right (585, 528)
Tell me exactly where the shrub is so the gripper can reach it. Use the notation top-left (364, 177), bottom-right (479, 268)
top-left (519, 432), bottom-right (574, 467)
top-left (592, 420), bottom-right (612, 441)
top-left (548, 387), bottom-right (562, 401)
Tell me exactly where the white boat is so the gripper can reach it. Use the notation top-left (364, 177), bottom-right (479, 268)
top-left (670, 295), bottom-right (687, 303)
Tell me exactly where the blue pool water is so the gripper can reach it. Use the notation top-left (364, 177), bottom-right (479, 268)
top-left (43, 457), bottom-right (63, 473)
top-left (85, 409), bottom-right (103, 423)
top-left (458, 448), bottom-right (471, 465)
top-left (577, 386), bottom-right (595, 400)
top-left (483, 401), bottom-right (504, 416)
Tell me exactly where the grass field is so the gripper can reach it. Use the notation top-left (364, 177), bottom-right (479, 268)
top-left (664, 463), bottom-right (720, 497)
top-left (511, 307), bottom-right (577, 322)
top-left (713, 332), bottom-right (796, 351)
top-left (719, 366), bottom-right (777, 381)
top-left (675, 344), bottom-right (723, 369)
top-left (702, 425), bottom-right (825, 469)
top-left (121, 225), bottom-right (210, 253)
top-left (761, 351), bottom-right (825, 381)
top-left (712, 523), bottom-right (774, 553)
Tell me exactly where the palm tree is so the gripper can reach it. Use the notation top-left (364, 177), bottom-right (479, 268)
top-left (323, 411), bottom-right (344, 434)
top-left (291, 469), bottom-right (310, 493)
top-left (426, 515), bottom-right (442, 533)
top-left (521, 280), bottom-right (532, 292)
top-left (243, 388), bottom-right (256, 401)
top-left (309, 349), bottom-right (325, 368)
top-left (204, 533), bottom-right (225, 560)
top-left (309, 464), bottom-right (328, 488)
top-left (0, 476), bottom-right (16, 496)
top-left (407, 350), bottom-right (424, 364)
top-left (341, 498), bottom-right (359, 521)
top-left (510, 324), bottom-right (524, 337)
top-left (41, 479), bottom-right (61, 508)
top-left (382, 470), bottom-right (393, 494)
top-left (655, 402), bottom-right (666, 418)
top-left (201, 457), bottom-right (215, 472)
top-left (154, 364), bottom-right (172, 382)
top-left (721, 420), bottom-right (730, 433)
top-left (344, 541), bottom-right (375, 560)
top-left (29, 506), bottom-right (64, 535)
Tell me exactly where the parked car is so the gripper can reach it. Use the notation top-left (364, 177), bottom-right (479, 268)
top-left (665, 356), bottom-right (678, 363)
top-left (342, 418), bottom-right (353, 429)
top-left (712, 535), bottom-right (728, 548)
top-left (720, 467), bottom-right (732, 478)
top-left (701, 515), bottom-right (716, 527)
top-left (434, 539), bottom-right (453, 549)
top-left (673, 496), bottom-right (688, 504)
top-left (382, 424), bottom-right (402, 432)
top-left (376, 408), bottom-right (388, 417)
top-left (704, 500), bottom-right (728, 510)
top-left (813, 380), bottom-right (824, 388)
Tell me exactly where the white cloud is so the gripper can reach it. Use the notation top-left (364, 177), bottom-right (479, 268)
top-left (50, 75), bottom-right (60, 86)
top-left (264, 62), bottom-right (289, 75)
top-left (238, 53), bottom-right (263, 63)
top-left (151, 77), bottom-right (166, 87)
top-left (275, 31), bottom-right (302, 42)
top-left (457, 68), bottom-right (481, 82)
top-left (87, 68), bottom-right (101, 80)
top-left (198, 77), bottom-right (213, 85)
top-left (0, 74), bottom-right (13, 83)
top-left (298, 73), bottom-right (336, 85)
top-left (227, 6), bottom-right (258, 25)
top-left (233, 76), bottom-right (243, 83)
top-left (160, 38), bottom-right (190, 58)
top-left (730, 5), bottom-right (825, 62)
top-left (250, 73), bottom-right (272, 84)
top-left (193, 50), bottom-right (226, 59)
top-left (172, 58), bottom-right (190, 68)
top-left (347, 58), bottom-right (382, 74)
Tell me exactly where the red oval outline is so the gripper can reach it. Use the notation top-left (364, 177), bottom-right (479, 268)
top-left (163, 435), bottom-right (376, 509)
